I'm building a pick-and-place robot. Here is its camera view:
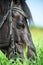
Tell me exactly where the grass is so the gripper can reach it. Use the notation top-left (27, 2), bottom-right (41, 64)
top-left (0, 27), bottom-right (43, 65)
top-left (30, 27), bottom-right (43, 65)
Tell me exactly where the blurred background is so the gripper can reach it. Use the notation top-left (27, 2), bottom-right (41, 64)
top-left (26, 0), bottom-right (43, 28)
top-left (26, 0), bottom-right (43, 57)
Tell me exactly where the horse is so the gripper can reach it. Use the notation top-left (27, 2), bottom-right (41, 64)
top-left (0, 0), bottom-right (37, 61)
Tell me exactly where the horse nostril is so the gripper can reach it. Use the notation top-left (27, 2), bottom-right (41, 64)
top-left (14, 34), bottom-right (20, 43)
top-left (21, 24), bottom-right (25, 29)
top-left (15, 40), bottom-right (19, 43)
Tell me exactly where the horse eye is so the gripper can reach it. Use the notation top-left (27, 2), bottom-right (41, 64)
top-left (16, 23), bottom-right (25, 29)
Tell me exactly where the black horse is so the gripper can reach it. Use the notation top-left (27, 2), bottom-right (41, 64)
top-left (0, 0), bottom-right (37, 61)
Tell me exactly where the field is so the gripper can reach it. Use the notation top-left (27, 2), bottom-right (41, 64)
top-left (0, 26), bottom-right (43, 65)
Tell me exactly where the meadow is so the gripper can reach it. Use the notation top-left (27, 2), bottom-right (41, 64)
top-left (0, 26), bottom-right (43, 65)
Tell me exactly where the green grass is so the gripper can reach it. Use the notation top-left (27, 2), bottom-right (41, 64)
top-left (30, 27), bottom-right (43, 65)
top-left (0, 27), bottom-right (43, 65)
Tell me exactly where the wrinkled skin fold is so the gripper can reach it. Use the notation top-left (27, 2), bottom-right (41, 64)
top-left (0, 0), bottom-right (37, 61)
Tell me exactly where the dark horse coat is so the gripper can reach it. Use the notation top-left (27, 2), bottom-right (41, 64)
top-left (0, 0), bottom-right (37, 60)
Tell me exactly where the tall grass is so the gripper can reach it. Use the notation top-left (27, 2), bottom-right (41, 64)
top-left (0, 27), bottom-right (43, 65)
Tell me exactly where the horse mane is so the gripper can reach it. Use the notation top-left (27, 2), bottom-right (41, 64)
top-left (0, 0), bottom-right (12, 7)
top-left (13, 0), bottom-right (33, 24)
top-left (0, 0), bottom-right (11, 3)
top-left (0, 0), bottom-right (32, 22)
top-left (20, 0), bottom-right (32, 21)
